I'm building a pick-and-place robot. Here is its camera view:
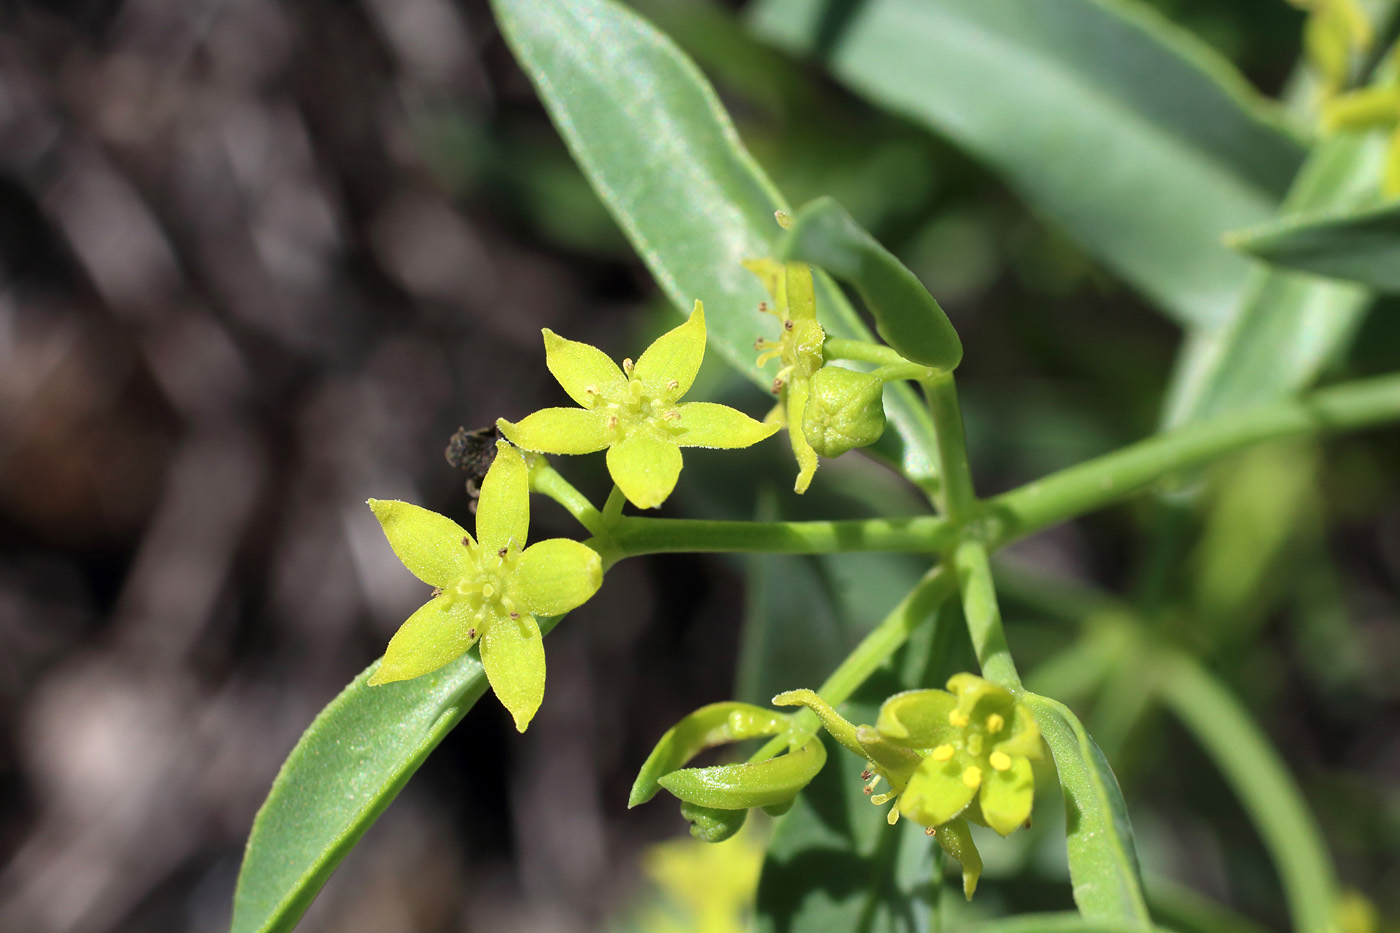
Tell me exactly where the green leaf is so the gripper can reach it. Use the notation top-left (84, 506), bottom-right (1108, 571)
top-left (1157, 651), bottom-right (1339, 933)
top-left (1022, 693), bottom-right (1151, 929)
top-left (1227, 199), bottom-right (1400, 293)
top-left (489, 0), bottom-right (939, 482)
top-left (748, 0), bottom-right (1305, 329)
top-left (232, 615), bottom-right (565, 932)
top-left (778, 196), bottom-right (962, 371)
top-left (232, 653), bottom-right (490, 933)
top-left (1162, 132), bottom-right (1388, 425)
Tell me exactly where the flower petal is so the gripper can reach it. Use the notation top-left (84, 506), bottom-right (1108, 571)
top-left (673, 402), bottom-right (778, 449)
top-left (497, 408), bottom-right (609, 455)
top-left (544, 328), bottom-right (627, 408)
top-left (476, 441), bottom-right (530, 556)
top-left (786, 380), bottom-right (818, 494)
top-left (368, 596), bottom-right (477, 685)
top-left (634, 300), bottom-right (705, 399)
top-left (979, 756), bottom-right (1035, 836)
top-left (606, 431), bottom-right (683, 509)
top-left (481, 612), bottom-right (545, 732)
top-left (875, 689), bottom-right (958, 747)
top-left (368, 499), bottom-right (474, 588)
top-left (899, 754), bottom-right (978, 827)
top-left (516, 538), bottom-right (603, 616)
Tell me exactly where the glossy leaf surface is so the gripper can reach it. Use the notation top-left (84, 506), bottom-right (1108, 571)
top-left (1023, 693), bottom-right (1151, 929)
top-left (1228, 198), bottom-right (1400, 292)
top-left (749, 0), bottom-right (1304, 328)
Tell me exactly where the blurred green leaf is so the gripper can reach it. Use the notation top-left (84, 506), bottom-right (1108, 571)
top-left (1227, 198), bottom-right (1400, 292)
top-left (1163, 132), bottom-right (1387, 426)
top-left (1158, 650), bottom-right (1339, 933)
top-left (779, 196), bottom-right (963, 371)
top-left (966, 914), bottom-right (1177, 933)
top-left (1023, 694), bottom-right (1151, 929)
top-left (490, 0), bottom-right (939, 481)
top-left (748, 0), bottom-right (1305, 329)
top-left (231, 649), bottom-right (496, 933)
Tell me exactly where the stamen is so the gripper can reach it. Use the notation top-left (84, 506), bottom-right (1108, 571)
top-left (989, 751), bottom-right (1012, 772)
top-left (467, 628), bottom-right (477, 639)
top-left (931, 744), bottom-right (955, 762)
top-left (510, 611), bottom-right (520, 619)
top-left (961, 766), bottom-right (983, 789)
top-left (871, 791), bottom-right (896, 805)
top-left (462, 536), bottom-right (471, 548)
top-left (784, 319), bottom-right (794, 331)
top-left (431, 587), bottom-right (442, 598)
top-left (863, 785), bottom-right (874, 796)
top-left (949, 709), bottom-right (970, 728)
top-left (925, 826), bottom-right (936, 837)
top-left (622, 358), bottom-right (634, 375)
top-left (886, 807), bottom-right (901, 826)
top-left (985, 713), bottom-right (1005, 734)
top-left (667, 378), bottom-right (679, 392)
top-left (771, 377), bottom-right (784, 393)
top-left (498, 547), bottom-right (508, 558)
top-left (861, 769), bottom-right (874, 781)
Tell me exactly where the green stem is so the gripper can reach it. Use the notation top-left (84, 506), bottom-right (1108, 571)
top-left (824, 337), bottom-right (909, 367)
top-left (600, 484), bottom-right (626, 530)
top-left (529, 462), bottom-right (603, 535)
top-left (953, 539), bottom-right (1022, 690)
top-left (988, 372), bottom-right (1400, 548)
top-left (924, 373), bottom-right (978, 524)
top-left (752, 563), bottom-right (957, 760)
top-left (873, 361), bottom-right (934, 383)
top-left (609, 514), bottom-right (956, 558)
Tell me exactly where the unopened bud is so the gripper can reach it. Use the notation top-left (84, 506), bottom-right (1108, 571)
top-left (802, 366), bottom-right (886, 459)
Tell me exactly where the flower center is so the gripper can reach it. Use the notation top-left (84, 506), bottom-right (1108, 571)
top-left (452, 548), bottom-right (521, 637)
top-left (599, 363), bottom-right (683, 441)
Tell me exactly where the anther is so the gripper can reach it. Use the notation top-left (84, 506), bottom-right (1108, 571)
top-left (462, 536), bottom-right (471, 547)
top-left (784, 319), bottom-right (794, 331)
top-left (925, 826), bottom-right (936, 837)
top-left (431, 587), bottom-right (443, 598)
top-left (498, 547), bottom-right (508, 558)
top-left (758, 301), bottom-right (768, 312)
top-left (771, 377), bottom-right (784, 394)
top-left (622, 358), bottom-right (634, 375)
top-left (931, 744), bottom-right (955, 762)
top-left (667, 378), bottom-right (679, 391)
top-left (863, 785), bottom-right (874, 796)
top-left (989, 751), bottom-right (1012, 771)
top-left (961, 766), bottom-right (983, 789)
top-left (985, 713), bottom-right (1005, 734)
top-left (861, 769), bottom-right (874, 781)
top-left (949, 709), bottom-right (970, 728)
top-left (510, 611), bottom-right (519, 619)
top-left (467, 628), bottom-right (477, 639)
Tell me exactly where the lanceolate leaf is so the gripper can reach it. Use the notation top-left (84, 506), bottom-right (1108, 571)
top-left (748, 0), bottom-right (1305, 329)
top-left (1163, 132), bottom-right (1387, 426)
top-left (231, 649), bottom-right (494, 933)
top-left (1227, 198), bottom-right (1400, 293)
top-left (1023, 694), bottom-right (1151, 930)
top-left (491, 0), bottom-right (938, 481)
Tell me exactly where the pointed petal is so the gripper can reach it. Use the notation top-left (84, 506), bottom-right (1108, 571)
top-left (876, 689), bottom-right (958, 747)
top-left (634, 301), bottom-right (705, 398)
top-left (516, 539), bottom-right (602, 616)
top-left (980, 757), bottom-right (1035, 836)
top-left (476, 441), bottom-right (529, 555)
top-left (673, 402), bottom-right (778, 449)
top-left (368, 597), bottom-right (476, 685)
top-left (481, 612), bottom-right (545, 732)
top-left (497, 409), bottom-right (609, 455)
top-left (786, 381), bottom-right (818, 494)
top-left (899, 754), bottom-right (978, 827)
top-left (932, 819), bottom-right (983, 900)
top-left (544, 328), bottom-right (626, 408)
top-left (606, 431), bottom-right (683, 509)
top-left (368, 499), bottom-right (474, 588)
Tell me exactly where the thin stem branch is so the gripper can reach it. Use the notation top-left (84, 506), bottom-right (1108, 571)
top-left (600, 484), bottom-right (626, 530)
top-left (609, 514), bottom-right (956, 558)
top-left (529, 461), bottom-right (603, 535)
top-left (987, 372), bottom-right (1400, 548)
top-left (824, 337), bottom-right (908, 367)
top-left (923, 373), bottom-right (978, 524)
top-left (954, 539), bottom-right (1022, 690)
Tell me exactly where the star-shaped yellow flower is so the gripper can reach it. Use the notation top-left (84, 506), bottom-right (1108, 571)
top-left (497, 302), bottom-right (777, 509)
top-left (367, 441), bottom-right (602, 732)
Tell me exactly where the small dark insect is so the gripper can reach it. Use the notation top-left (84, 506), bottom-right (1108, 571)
top-left (446, 425), bottom-right (502, 511)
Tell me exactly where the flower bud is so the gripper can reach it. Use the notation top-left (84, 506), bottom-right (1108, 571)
top-left (802, 366), bottom-right (887, 459)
